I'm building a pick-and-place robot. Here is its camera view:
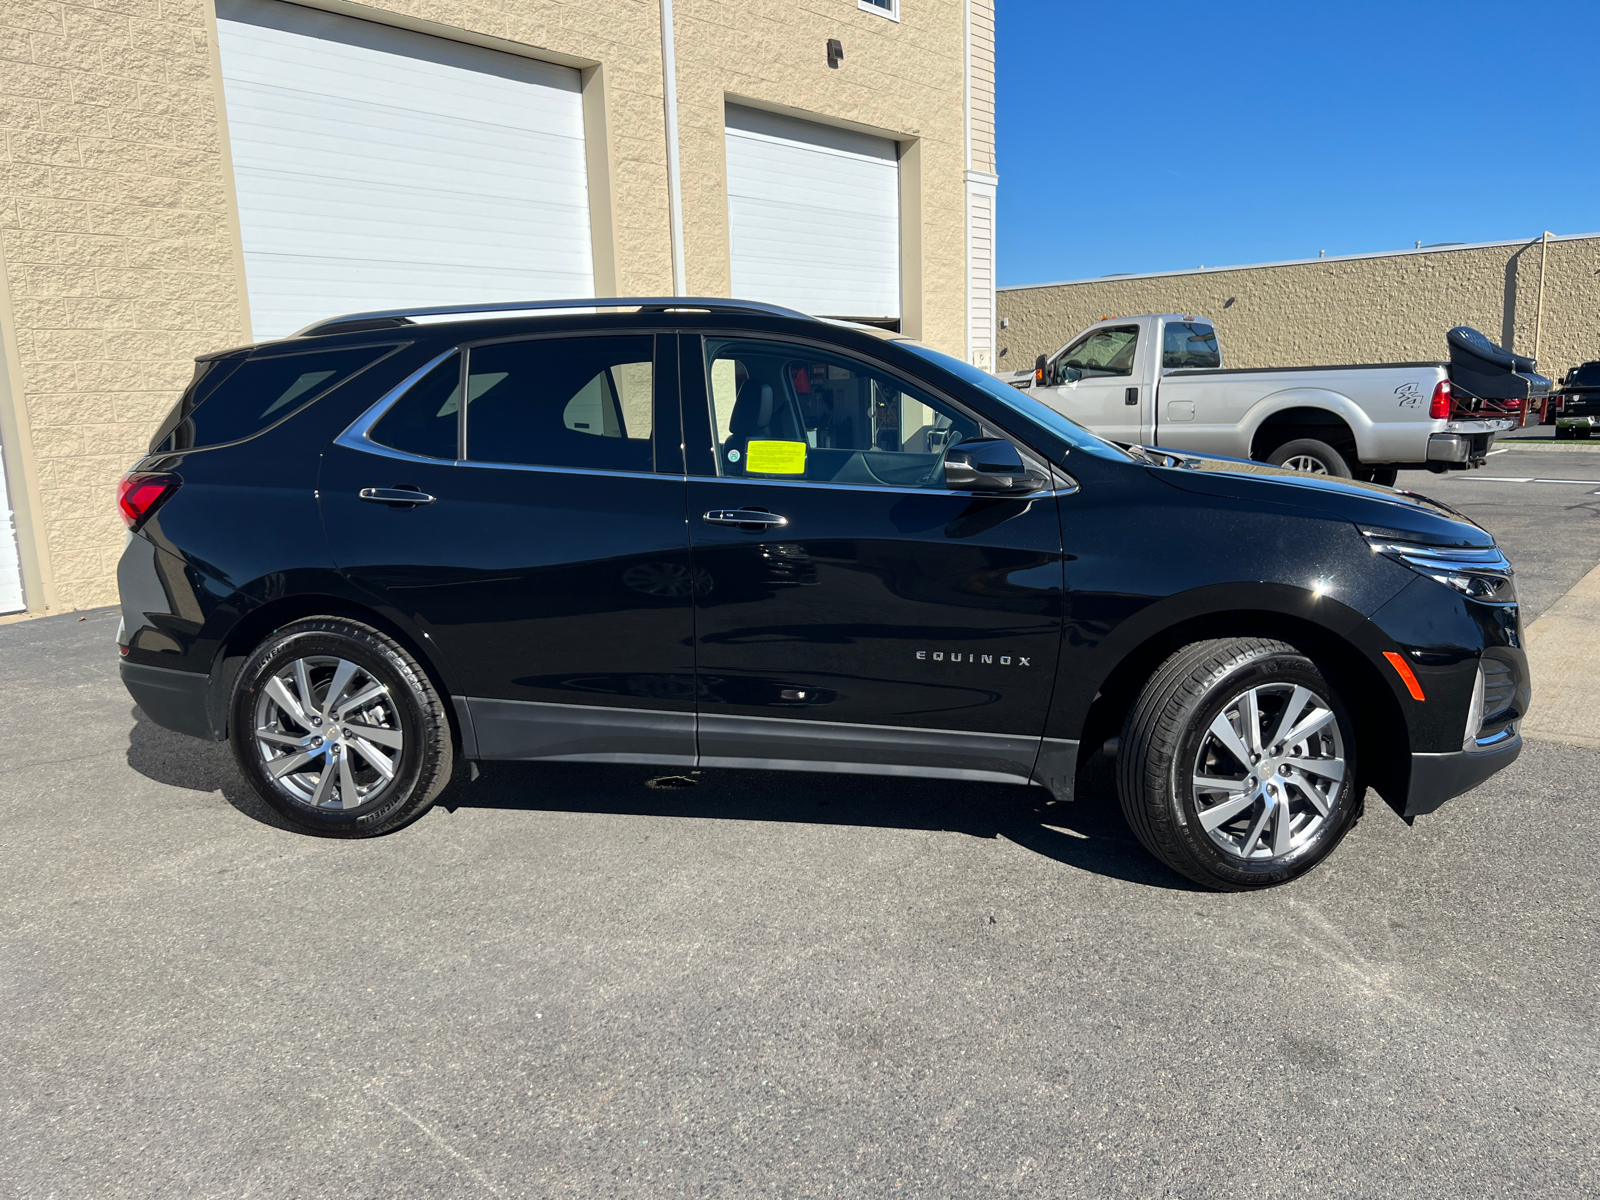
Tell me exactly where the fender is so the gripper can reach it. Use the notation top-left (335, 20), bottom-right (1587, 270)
top-left (1240, 387), bottom-right (1378, 458)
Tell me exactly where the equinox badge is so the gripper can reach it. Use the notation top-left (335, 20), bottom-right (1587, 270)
top-left (916, 651), bottom-right (1031, 666)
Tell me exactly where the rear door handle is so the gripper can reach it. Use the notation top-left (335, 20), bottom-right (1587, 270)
top-left (703, 508), bottom-right (789, 529)
top-left (360, 487), bottom-right (435, 505)
top-left (1125, 386), bottom-right (1139, 405)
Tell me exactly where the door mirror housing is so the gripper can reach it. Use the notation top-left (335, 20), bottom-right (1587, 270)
top-left (943, 438), bottom-right (1046, 494)
top-left (1034, 353), bottom-right (1048, 387)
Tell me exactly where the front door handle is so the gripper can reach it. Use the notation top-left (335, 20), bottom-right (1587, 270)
top-left (360, 487), bottom-right (435, 506)
top-left (703, 508), bottom-right (789, 530)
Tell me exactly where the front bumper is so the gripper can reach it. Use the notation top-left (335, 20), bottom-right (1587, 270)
top-left (1405, 732), bottom-right (1522, 817)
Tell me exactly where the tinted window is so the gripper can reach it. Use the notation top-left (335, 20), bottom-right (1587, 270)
top-left (464, 336), bottom-right (654, 472)
top-left (370, 354), bottom-right (460, 460)
top-left (897, 341), bottom-right (1138, 463)
top-left (1162, 321), bottom-right (1220, 369)
top-left (165, 345), bottom-right (393, 450)
top-left (1570, 362), bottom-right (1600, 387)
top-left (702, 337), bottom-right (979, 487)
top-left (1054, 326), bottom-right (1138, 379)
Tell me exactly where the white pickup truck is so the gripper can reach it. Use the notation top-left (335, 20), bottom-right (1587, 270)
top-left (1003, 314), bottom-right (1528, 483)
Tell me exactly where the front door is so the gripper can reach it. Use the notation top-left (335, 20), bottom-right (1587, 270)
top-left (681, 334), bottom-right (1066, 783)
top-left (1038, 323), bottom-right (1147, 444)
top-left (319, 332), bottom-right (697, 764)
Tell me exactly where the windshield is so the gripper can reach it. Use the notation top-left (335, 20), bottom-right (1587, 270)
top-left (1570, 362), bottom-right (1600, 388)
top-left (898, 342), bottom-right (1137, 461)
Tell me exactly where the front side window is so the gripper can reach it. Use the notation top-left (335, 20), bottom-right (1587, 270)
top-left (1053, 326), bottom-right (1139, 381)
top-left (702, 337), bottom-right (979, 488)
top-left (462, 336), bottom-right (655, 472)
top-left (1162, 321), bottom-right (1220, 369)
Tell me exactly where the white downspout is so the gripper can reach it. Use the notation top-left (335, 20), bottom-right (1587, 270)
top-left (659, 0), bottom-right (687, 295)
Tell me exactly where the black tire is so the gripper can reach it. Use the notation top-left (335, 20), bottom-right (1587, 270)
top-left (1266, 438), bottom-right (1352, 478)
top-left (1555, 426), bottom-right (1573, 440)
top-left (229, 617), bottom-right (453, 836)
top-left (1365, 466), bottom-right (1399, 487)
top-left (1117, 638), bottom-right (1360, 891)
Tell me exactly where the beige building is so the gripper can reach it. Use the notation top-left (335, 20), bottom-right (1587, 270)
top-left (999, 232), bottom-right (1600, 383)
top-left (0, 0), bottom-right (999, 617)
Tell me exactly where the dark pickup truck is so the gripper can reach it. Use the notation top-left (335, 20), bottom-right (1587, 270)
top-left (1551, 361), bottom-right (1600, 439)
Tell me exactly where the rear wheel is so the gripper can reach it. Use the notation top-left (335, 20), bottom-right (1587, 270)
top-left (1266, 438), bottom-right (1352, 478)
top-left (230, 617), bottom-right (453, 836)
top-left (1556, 426), bottom-right (1573, 440)
top-left (1117, 638), bottom-right (1360, 891)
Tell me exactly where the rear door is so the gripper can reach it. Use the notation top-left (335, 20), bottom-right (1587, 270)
top-left (1039, 324), bottom-right (1148, 444)
top-left (681, 333), bottom-right (1066, 783)
top-left (320, 332), bottom-right (697, 764)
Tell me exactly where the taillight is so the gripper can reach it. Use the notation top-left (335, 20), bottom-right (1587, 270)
top-left (117, 471), bottom-right (180, 530)
top-left (1558, 395), bottom-right (1567, 412)
top-left (1428, 379), bottom-right (1453, 420)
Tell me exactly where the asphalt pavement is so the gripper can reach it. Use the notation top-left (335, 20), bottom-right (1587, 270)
top-left (3, 450), bottom-right (1598, 1198)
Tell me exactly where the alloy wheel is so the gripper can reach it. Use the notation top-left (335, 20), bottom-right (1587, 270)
top-left (252, 655), bottom-right (404, 810)
top-left (1280, 454), bottom-right (1329, 474)
top-left (1189, 682), bottom-right (1346, 861)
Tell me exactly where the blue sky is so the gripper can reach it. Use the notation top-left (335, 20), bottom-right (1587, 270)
top-left (995, 0), bottom-right (1600, 287)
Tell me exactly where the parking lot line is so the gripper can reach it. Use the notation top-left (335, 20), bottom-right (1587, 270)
top-left (1463, 477), bottom-right (1600, 485)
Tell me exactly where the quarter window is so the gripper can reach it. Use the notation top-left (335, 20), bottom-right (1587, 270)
top-left (1162, 321), bottom-right (1220, 369)
top-left (701, 337), bottom-right (979, 488)
top-left (370, 353), bottom-right (461, 460)
top-left (464, 336), bottom-right (655, 472)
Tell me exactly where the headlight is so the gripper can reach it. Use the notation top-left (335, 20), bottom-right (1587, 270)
top-left (1363, 534), bottom-right (1516, 603)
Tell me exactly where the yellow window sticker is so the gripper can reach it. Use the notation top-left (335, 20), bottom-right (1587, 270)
top-left (744, 439), bottom-right (807, 475)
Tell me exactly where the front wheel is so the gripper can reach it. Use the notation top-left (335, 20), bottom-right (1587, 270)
top-left (1117, 638), bottom-right (1360, 890)
top-left (229, 617), bottom-right (453, 836)
top-left (1265, 438), bottom-right (1352, 477)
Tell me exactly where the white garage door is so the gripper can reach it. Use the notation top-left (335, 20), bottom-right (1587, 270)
top-left (725, 105), bottom-right (900, 323)
top-left (216, 0), bottom-right (594, 341)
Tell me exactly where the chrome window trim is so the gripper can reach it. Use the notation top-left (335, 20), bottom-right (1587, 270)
top-left (688, 472), bottom-right (1062, 501)
top-left (335, 348), bottom-right (459, 462)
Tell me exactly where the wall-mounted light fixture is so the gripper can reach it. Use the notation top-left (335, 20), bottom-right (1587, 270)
top-left (827, 38), bottom-right (844, 69)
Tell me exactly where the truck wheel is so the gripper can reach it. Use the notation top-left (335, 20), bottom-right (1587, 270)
top-left (1266, 438), bottom-right (1352, 477)
top-left (230, 617), bottom-right (454, 837)
top-left (1556, 427), bottom-right (1573, 440)
top-left (1355, 466), bottom-right (1399, 486)
top-left (1117, 638), bottom-right (1360, 891)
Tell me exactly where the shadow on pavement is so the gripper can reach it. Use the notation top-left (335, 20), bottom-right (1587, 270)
top-left (124, 706), bottom-right (1195, 890)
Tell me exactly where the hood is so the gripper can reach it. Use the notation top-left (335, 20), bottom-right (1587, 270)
top-left (1138, 448), bottom-right (1494, 549)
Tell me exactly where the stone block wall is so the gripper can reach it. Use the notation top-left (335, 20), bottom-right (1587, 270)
top-left (997, 236), bottom-right (1600, 384)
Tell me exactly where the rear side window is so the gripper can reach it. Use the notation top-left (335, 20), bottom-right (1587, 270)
top-left (1162, 321), bottom-right (1220, 369)
top-left (161, 345), bottom-right (395, 451)
top-left (462, 335), bottom-right (656, 473)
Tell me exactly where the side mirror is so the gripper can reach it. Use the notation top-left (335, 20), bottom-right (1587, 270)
top-left (943, 438), bottom-right (1045, 493)
top-left (1034, 354), bottom-right (1048, 387)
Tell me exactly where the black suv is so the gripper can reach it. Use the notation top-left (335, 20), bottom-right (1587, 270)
top-left (117, 299), bottom-right (1527, 890)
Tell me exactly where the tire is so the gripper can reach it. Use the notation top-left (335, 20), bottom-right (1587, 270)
top-left (229, 617), bottom-right (453, 836)
top-left (1117, 638), bottom-right (1360, 891)
top-left (1555, 426), bottom-right (1573, 440)
top-left (1355, 465), bottom-right (1399, 487)
top-left (1266, 438), bottom-right (1352, 478)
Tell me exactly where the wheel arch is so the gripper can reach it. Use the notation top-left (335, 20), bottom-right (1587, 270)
top-left (207, 590), bottom-right (463, 751)
top-left (1062, 593), bottom-right (1410, 811)
top-left (1245, 391), bottom-right (1373, 462)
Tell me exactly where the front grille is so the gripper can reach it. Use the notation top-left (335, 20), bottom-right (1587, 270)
top-left (1480, 658), bottom-right (1517, 728)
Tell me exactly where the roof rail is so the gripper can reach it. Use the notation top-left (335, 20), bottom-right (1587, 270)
top-left (294, 296), bottom-right (815, 336)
